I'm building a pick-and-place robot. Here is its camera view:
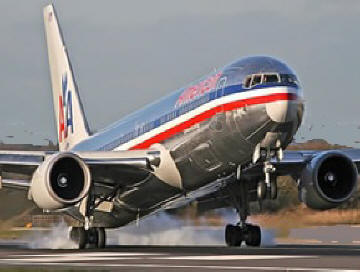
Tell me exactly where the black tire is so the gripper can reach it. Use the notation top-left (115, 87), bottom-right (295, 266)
top-left (70, 227), bottom-right (86, 249)
top-left (270, 179), bottom-right (277, 200)
top-left (225, 224), bottom-right (242, 247)
top-left (257, 180), bottom-right (266, 200)
top-left (245, 225), bottom-right (261, 247)
top-left (96, 227), bottom-right (106, 249)
top-left (86, 228), bottom-right (99, 249)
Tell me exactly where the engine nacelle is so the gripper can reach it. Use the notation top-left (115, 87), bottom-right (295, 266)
top-left (30, 153), bottom-right (91, 210)
top-left (300, 151), bottom-right (358, 210)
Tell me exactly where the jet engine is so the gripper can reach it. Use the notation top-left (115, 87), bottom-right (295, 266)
top-left (299, 151), bottom-right (358, 210)
top-left (30, 153), bottom-right (91, 210)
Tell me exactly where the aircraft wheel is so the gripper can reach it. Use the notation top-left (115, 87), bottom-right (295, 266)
top-left (96, 227), bottom-right (106, 248)
top-left (270, 179), bottom-right (277, 200)
top-left (225, 224), bottom-right (242, 247)
top-left (257, 180), bottom-right (266, 200)
top-left (70, 227), bottom-right (86, 249)
top-left (86, 228), bottom-right (99, 248)
top-left (244, 224), bottom-right (261, 247)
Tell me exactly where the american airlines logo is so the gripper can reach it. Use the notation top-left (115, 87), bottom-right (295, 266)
top-left (58, 73), bottom-right (73, 143)
top-left (175, 72), bottom-right (222, 107)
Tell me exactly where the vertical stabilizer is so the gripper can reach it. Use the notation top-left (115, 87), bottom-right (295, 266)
top-left (43, 4), bottom-right (90, 151)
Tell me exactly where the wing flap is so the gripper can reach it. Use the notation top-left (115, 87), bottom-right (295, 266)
top-left (1, 178), bottom-right (31, 190)
top-left (0, 151), bottom-right (46, 177)
top-left (78, 150), bottom-right (160, 171)
top-left (78, 150), bottom-right (160, 186)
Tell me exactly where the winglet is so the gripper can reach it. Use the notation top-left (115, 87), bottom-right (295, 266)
top-left (43, 4), bottom-right (90, 151)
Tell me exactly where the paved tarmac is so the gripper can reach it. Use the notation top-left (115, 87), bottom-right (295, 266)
top-left (0, 244), bottom-right (359, 271)
top-left (1, 224), bottom-right (360, 271)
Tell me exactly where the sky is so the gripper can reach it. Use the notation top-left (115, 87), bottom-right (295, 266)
top-left (0, 0), bottom-right (360, 146)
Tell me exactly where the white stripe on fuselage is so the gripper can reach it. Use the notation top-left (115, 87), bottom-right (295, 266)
top-left (115, 86), bottom-right (300, 150)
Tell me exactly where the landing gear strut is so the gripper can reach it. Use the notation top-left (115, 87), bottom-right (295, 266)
top-left (254, 143), bottom-right (280, 201)
top-left (225, 166), bottom-right (261, 247)
top-left (70, 227), bottom-right (106, 249)
top-left (225, 142), bottom-right (283, 247)
top-left (70, 183), bottom-right (108, 249)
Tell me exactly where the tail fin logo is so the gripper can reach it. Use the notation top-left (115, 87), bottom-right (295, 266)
top-left (58, 73), bottom-right (73, 143)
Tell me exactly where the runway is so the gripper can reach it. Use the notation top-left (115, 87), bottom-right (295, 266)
top-left (0, 245), bottom-right (359, 271)
top-left (1, 224), bottom-right (360, 270)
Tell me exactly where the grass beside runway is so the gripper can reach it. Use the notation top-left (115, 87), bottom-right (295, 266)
top-left (0, 230), bottom-right (27, 240)
top-left (251, 206), bottom-right (360, 238)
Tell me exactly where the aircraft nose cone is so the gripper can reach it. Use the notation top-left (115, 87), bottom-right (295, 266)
top-left (265, 89), bottom-right (302, 123)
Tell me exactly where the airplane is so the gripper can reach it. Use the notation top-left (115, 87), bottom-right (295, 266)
top-left (0, 4), bottom-right (359, 249)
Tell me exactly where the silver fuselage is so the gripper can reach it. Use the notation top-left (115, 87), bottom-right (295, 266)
top-left (72, 56), bottom-right (304, 227)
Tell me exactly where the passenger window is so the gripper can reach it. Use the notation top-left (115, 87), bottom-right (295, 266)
top-left (263, 74), bottom-right (279, 83)
top-left (251, 74), bottom-right (262, 87)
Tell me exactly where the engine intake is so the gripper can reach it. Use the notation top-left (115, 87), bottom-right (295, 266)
top-left (31, 153), bottom-right (91, 210)
top-left (300, 151), bottom-right (358, 210)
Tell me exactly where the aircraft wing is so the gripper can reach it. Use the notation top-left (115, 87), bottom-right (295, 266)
top-left (0, 150), bottom-right (160, 189)
top-left (75, 150), bottom-right (160, 187)
top-left (245, 148), bottom-right (360, 178)
top-left (195, 148), bottom-right (360, 212)
top-left (239, 149), bottom-right (318, 179)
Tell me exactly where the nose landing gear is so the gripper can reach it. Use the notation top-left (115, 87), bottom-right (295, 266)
top-left (254, 143), bottom-right (281, 201)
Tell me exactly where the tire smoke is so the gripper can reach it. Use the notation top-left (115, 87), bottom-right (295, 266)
top-left (21, 209), bottom-right (276, 248)
top-left (108, 210), bottom-right (276, 246)
top-left (24, 220), bottom-right (77, 249)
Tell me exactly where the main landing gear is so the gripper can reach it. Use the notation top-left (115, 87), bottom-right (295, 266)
top-left (224, 144), bottom-right (282, 247)
top-left (70, 183), bottom-right (109, 249)
top-left (225, 168), bottom-right (261, 247)
top-left (70, 227), bottom-right (106, 249)
top-left (225, 223), bottom-right (261, 247)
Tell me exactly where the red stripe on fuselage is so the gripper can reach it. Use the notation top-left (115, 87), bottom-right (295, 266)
top-left (129, 93), bottom-right (298, 150)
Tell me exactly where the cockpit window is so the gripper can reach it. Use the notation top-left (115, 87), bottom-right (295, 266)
top-left (281, 74), bottom-right (298, 84)
top-left (243, 73), bottom-right (279, 88)
top-left (244, 76), bottom-right (252, 89)
top-left (263, 74), bottom-right (280, 83)
top-left (243, 73), bottom-right (298, 89)
top-left (251, 74), bottom-right (262, 86)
